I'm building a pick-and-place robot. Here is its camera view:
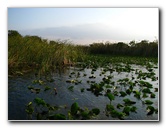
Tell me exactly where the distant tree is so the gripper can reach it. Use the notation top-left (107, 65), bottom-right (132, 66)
top-left (8, 30), bottom-right (22, 38)
top-left (129, 40), bottom-right (136, 47)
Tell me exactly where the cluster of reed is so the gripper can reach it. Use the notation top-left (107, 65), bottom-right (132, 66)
top-left (8, 30), bottom-right (84, 74)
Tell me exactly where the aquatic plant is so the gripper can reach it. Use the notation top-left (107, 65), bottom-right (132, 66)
top-left (123, 98), bottom-right (136, 106)
top-left (146, 106), bottom-right (158, 115)
top-left (107, 93), bottom-right (115, 102)
top-left (69, 102), bottom-right (100, 120)
top-left (44, 86), bottom-right (51, 91)
top-left (144, 100), bottom-right (153, 105)
top-left (68, 86), bottom-right (74, 92)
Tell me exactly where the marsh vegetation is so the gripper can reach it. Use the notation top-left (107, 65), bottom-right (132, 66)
top-left (8, 30), bottom-right (159, 120)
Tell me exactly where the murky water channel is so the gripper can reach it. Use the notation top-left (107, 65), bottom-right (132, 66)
top-left (8, 64), bottom-right (159, 120)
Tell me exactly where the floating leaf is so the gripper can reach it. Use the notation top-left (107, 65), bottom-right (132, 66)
top-left (71, 102), bottom-right (79, 115)
top-left (68, 86), bottom-right (74, 92)
top-left (130, 106), bottom-right (137, 113)
top-left (139, 81), bottom-right (153, 88)
top-left (117, 112), bottom-right (125, 120)
top-left (146, 106), bottom-right (155, 115)
top-left (80, 88), bottom-right (85, 92)
top-left (117, 103), bottom-right (124, 109)
top-left (49, 114), bottom-right (66, 120)
top-left (91, 108), bottom-right (100, 115)
top-left (133, 90), bottom-right (141, 99)
top-left (30, 88), bottom-right (41, 94)
top-left (27, 102), bottom-right (32, 107)
top-left (123, 106), bottom-right (130, 115)
top-left (105, 85), bottom-right (112, 88)
top-left (123, 98), bottom-right (136, 105)
top-left (113, 91), bottom-right (118, 96)
top-left (28, 86), bottom-right (34, 90)
top-left (150, 93), bottom-right (156, 98)
top-left (81, 111), bottom-right (90, 119)
top-left (120, 91), bottom-right (127, 97)
top-left (142, 88), bottom-right (151, 94)
top-left (44, 86), bottom-right (51, 91)
top-left (144, 100), bottom-right (153, 105)
top-left (126, 89), bottom-right (132, 95)
top-left (142, 93), bottom-right (148, 98)
top-left (25, 107), bottom-right (34, 114)
top-left (39, 80), bottom-right (44, 85)
top-left (25, 102), bottom-right (34, 114)
top-left (111, 110), bottom-right (119, 118)
top-left (107, 93), bottom-right (115, 101)
top-left (154, 88), bottom-right (158, 92)
top-left (106, 104), bottom-right (114, 111)
top-left (34, 97), bottom-right (46, 106)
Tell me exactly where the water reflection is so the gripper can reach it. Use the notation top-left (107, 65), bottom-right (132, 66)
top-left (8, 65), bottom-right (158, 120)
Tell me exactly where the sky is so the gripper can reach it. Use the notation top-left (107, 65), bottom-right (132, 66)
top-left (8, 8), bottom-right (159, 44)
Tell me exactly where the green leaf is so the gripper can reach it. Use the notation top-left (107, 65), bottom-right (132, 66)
top-left (142, 93), bottom-right (148, 98)
top-left (68, 86), bottom-right (74, 92)
top-left (150, 93), bottom-right (156, 98)
top-left (107, 93), bottom-right (115, 101)
top-left (28, 86), bottom-right (34, 90)
top-left (123, 98), bottom-right (136, 105)
top-left (139, 81), bottom-right (153, 88)
top-left (133, 90), bottom-right (141, 99)
top-left (111, 110), bottom-right (119, 118)
top-left (49, 114), bottom-right (66, 120)
top-left (123, 106), bottom-right (130, 115)
top-left (130, 106), bottom-right (137, 113)
top-left (71, 102), bottom-right (79, 115)
top-left (117, 103), bottom-right (124, 109)
top-left (146, 106), bottom-right (155, 115)
top-left (44, 86), bottom-right (51, 91)
top-left (142, 88), bottom-right (151, 93)
top-left (144, 100), bottom-right (153, 105)
top-left (126, 89), bottom-right (132, 95)
top-left (81, 111), bottom-right (90, 119)
top-left (34, 97), bottom-right (46, 106)
top-left (120, 91), bottom-right (127, 97)
top-left (106, 104), bottom-right (114, 111)
top-left (154, 88), bottom-right (158, 92)
top-left (80, 88), bottom-right (85, 92)
top-left (91, 108), bottom-right (100, 115)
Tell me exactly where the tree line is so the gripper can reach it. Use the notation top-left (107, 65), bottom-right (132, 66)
top-left (8, 30), bottom-right (158, 58)
top-left (81, 40), bottom-right (158, 57)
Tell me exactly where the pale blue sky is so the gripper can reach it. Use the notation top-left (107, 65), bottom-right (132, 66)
top-left (8, 8), bottom-right (159, 44)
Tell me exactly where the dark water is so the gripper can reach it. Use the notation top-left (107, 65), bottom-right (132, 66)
top-left (8, 65), bottom-right (159, 120)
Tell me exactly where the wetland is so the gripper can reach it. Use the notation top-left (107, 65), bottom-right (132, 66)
top-left (8, 30), bottom-right (159, 120)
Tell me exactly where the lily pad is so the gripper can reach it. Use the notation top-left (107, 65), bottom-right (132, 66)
top-left (71, 102), bottom-right (79, 115)
top-left (150, 93), bottom-right (156, 98)
top-left (107, 93), bottom-right (115, 101)
top-left (123, 98), bottom-right (136, 106)
top-left (49, 114), bottom-right (66, 120)
top-left (91, 108), bottom-right (100, 115)
top-left (34, 97), bottom-right (46, 106)
top-left (117, 103), bottom-right (124, 109)
top-left (123, 106), bottom-right (130, 115)
top-left (146, 106), bottom-right (155, 115)
top-left (130, 106), bottom-right (137, 113)
top-left (144, 100), bottom-right (153, 105)
top-left (68, 86), bottom-right (74, 92)
top-left (120, 91), bottom-right (127, 97)
top-left (142, 88), bottom-right (151, 94)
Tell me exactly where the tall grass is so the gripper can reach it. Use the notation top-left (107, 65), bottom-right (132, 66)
top-left (8, 31), bottom-right (84, 74)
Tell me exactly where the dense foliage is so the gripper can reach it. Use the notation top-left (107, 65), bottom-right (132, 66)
top-left (8, 30), bottom-right (84, 74)
top-left (8, 30), bottom-right (158, 75)
top-left (83, 40), bottom-right (158, 57)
